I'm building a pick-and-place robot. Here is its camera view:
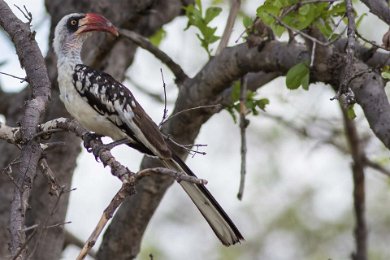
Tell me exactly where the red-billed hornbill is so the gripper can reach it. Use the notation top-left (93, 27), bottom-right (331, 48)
top-left (53, 13), bottom-right (243, 246)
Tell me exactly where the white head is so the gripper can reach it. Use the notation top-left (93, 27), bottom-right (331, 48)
top-left (53, 13), bottom-right (118, 65)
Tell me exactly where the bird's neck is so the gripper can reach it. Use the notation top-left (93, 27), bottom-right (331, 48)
top-left (57, 42), bottom-right (83, 71)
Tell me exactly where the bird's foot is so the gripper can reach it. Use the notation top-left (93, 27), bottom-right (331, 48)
top-left (83, 132), bottom-right (104, 152)
top-left (103, 138), bottom-right (131, 151)
top-left (92, 138), bottom-right (131, 164)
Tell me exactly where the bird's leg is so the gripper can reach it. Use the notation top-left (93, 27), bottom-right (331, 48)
top-left (89, 138), bottom-right (131, 163)
top-left (82, 132), bottom-right (104, 152)
top-left (102, 138), bottom-right (131, 150)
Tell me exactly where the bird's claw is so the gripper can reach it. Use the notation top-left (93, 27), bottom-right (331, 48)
top-left (83, 133), bottom-right (103, 149)
top-left (83, 133), bottom-right (104, 161)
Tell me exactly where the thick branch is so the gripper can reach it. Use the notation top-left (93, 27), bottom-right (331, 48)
top-left (0, 1), bottom-right (51, 258)
top-left (101, 36), bottom-right (390, 258)
top-left (360, 0), bottom-right (390, 25)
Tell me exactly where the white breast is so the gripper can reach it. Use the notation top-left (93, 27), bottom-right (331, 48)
top-left (57, 64), bottom-right (127, 141)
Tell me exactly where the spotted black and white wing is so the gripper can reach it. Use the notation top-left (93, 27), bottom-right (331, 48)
top-left (72, 64), bottom-right (171, 158)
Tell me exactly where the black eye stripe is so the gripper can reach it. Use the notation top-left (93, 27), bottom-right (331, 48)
top-left (66, 15), bottom-right (85, 32)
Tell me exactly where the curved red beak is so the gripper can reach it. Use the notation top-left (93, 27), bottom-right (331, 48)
top-left (76, 13), bottom-right (119, 37)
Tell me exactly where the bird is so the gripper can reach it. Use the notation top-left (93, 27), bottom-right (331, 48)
top-left (53, 13), bottom-right (244, 246)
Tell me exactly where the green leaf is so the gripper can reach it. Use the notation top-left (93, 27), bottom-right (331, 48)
top-left (329, 2), bottom-right (346, 16)
top-left (149, 28), bottom-right (166, 47)
top-left (226, 106), bottom-right (238, 124)
top-left (381, 71), bottom-right (390, 80)
top-left (231, 81), bottom-right (241, 101)
top-left (184, 1), bottom-right (221, 56)
top-left (356, 13), bottom-right (367, 28)
top-left (315, 20), bottom-right (333, 38)
top-left (205, 7), bottom-right (222, 24)
top-left (242, 15), bottom-right (252, 28)
top-left (226, 81), bottom-right (269, 123)
top-left (299, 4), bottom-right (311, 16)
top-left (255, 98), bottom-right (270, 111)
top-left (301, 72), bottom-right (310, 90)
top-left (347, 106), bottom-right (356, 120)
top-left (286, 62), bottom-right (310, 89)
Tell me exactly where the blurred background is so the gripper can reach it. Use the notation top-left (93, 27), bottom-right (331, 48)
top-left (1, 0), bottom-right (390, 259)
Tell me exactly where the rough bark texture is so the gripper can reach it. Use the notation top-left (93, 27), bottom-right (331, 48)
top-left (0, 1), bottom-right (51, 258)
top-left (1, 0), bottom-right (390, 259)
top-left (0, 0), bottom-right (193, 259)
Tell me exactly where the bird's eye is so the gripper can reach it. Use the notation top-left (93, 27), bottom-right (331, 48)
top-left (70, 19), bottom-right (77, 26)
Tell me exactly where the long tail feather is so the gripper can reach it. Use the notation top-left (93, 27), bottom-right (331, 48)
top-left (163, 154), bottom-right (244, 246)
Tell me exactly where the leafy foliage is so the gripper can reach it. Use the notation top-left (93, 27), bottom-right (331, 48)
top-left (256, 0), bottom-right (346, 39)
top-left (184, 0), bottom-right (222, 56)
top-left (286, 62), bottom-right (310, 90)
top-left (347, 105), bottom-right (357, 120)
top-left (149, 28), bottom-right (167, 47)
top-left (381, 65), bottom-right (390, 80)
top-left (227, 81), bottom-right (269, 123)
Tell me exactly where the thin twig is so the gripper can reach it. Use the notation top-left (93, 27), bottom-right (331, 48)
top-left (159, 68), bottom-right (168, 126)
top-left (310, 42), bottom-right (316, 67)
top-left (119, 29), bottom-right (188, 83)
top-left (77, 167), bottom-right (206, 259)
top-left (363, 157), bottom-right (390, 177)
top-left (340, 98), bottom-right (367, 260)
top-left (13, 4), bottom-right (32, 25)
top-left (216, 0), bottom-right (241, 55)
top-left (126, 76), bottom-right (165, 103)
top-left (64, 230), bottom-right (96, 258)
top-left (164, 135), bottom-right (207, 157)
top-left (281, 0), bottom-right (340, 19)
top-left (77, 183), bottom-right (133, 260)
top-left (0, 71), bottom-right (27, 82)
top-left (237, 77), bottom-right (248, 200)
top-left (355, 30), bottom-right (384, 50)
top-left (1, 158), bottom-right (22, 191)
top-left (136, 167), bottom-right (207, 184)
top-left (39, 158), bottom-right (62, 196)
top-left (160, 104), bottom-right (222, 126)
top-left (269, 13), bottom-right (340, 46)
top-left (22, 221), bottom-right (71, 232)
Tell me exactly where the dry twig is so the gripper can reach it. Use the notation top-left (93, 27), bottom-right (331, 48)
top-left (216, 0), bottom-right (241, 55)
top-left (237, 77), bottom-right (248, 200)
top-left (77, 167), bottom-right (206, 259)
top-left (119, 29), bottom-right (188, 83)
top-left (159, 68), bottom-right (168, 126)
top-left (340, 100), bottom-right (367, 260)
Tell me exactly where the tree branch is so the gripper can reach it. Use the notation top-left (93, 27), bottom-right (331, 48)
top-left (101, 35), bottom-right (390, 257)
top-left (215, 0), bottom-right (240, 55)
top-left (119, 29), bottom-right (188, 84)
top-left (360, 0), bottom-right (390, 25)
top-left (340, 103), bottom-right (367, 260)
top-left (237, 76), bottom-right (247, 200)
top-left (0, 2), bottom-right (51, 258)
top-left (77, 167), bottom-right (204, 260)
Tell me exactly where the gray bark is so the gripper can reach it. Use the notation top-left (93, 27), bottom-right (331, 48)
top-left (1, 0), bottom-right (390, 259)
